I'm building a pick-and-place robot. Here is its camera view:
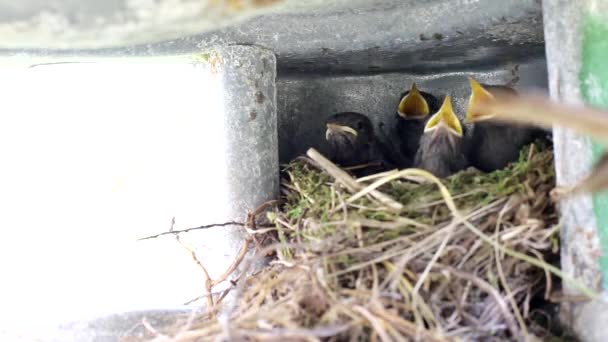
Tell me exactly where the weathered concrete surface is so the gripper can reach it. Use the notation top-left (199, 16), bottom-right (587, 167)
top-left (570, 300), bottom-right (608, 342)
top-left (220, 45), bottom-right (279, 220)
top-left (0, 0), bottom-right (544, 77)
top-left (543, 0), bottom-right (608, 340)
top-left (0, 0), bottom-right (288, 49)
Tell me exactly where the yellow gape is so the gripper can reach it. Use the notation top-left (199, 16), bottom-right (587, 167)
top-left (424, 95), bottom-right (463, 137)
top-left (465, 77), bottom-right (496, 123)
top-left (397, 83), bottom-right (430, 119)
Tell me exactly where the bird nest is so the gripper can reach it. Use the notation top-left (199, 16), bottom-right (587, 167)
top-left (162, 141), bottom-right (587, 341)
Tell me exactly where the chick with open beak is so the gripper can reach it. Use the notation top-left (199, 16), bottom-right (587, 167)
top-left (414, 96), bottom-right (467, 178)
top-left (324, 112), bottom-right (391, 175)
top-left (465, 77), bottom-right (538, 172)
top-left (394, 83), bottom-right (440, 167)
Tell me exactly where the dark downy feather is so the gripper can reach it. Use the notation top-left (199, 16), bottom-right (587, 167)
top-left (394, 90), bottom-right (440, 167)
top-left (415, 127), bottom-right (467, 178)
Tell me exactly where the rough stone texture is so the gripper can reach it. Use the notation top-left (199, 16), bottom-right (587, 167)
top-left (1, 0), bottom-right (544, 77)
top-left (219, 45), bottom-right (279, 219)
top-left (571, 300), bottom-right (608, 342)
top-left (0, 0), bottom-right (288, 49)
top-left (543, 0), bottom-right (607, 340)
top-left (179, 45), bottom-right (278, 289)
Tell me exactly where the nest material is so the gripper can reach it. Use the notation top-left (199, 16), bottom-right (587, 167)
top-left (162, 142), bottom-right (580, 341)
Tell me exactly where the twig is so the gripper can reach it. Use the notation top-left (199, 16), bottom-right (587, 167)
top-left (346, 168), bottom-right (457, 213)
top-left (548, 292), bottom-right (591, 303)
top-left (247, 200), bottom-right (279, 252)
top-left (307, 148), bottom-right (403, 211)
top-left (138, 221), bottom-right (246, 241)
top-left (169, 200), bottom-right (276, 316)
top-left (183, 289), bottom-right (232, 306)
top-left (353, 306), bottom-right (393, 342)
top-left (171, 218), bottom-right (215, 311)
top-left (371, 307), bottom-right (446, 342)
top-left (412, 217), bottom-right (457, 297)
top-left (234, 325), bottom-right (351, 339)
top-left (344, 161), bottom-right (383, 171)
top-left (211, 239), bottom-right (251, 287)
top-left (356, 169), bottom-right (400, 183)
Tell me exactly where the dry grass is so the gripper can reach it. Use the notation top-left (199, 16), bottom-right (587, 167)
top-left (150, 141), bottom-right (591, 341)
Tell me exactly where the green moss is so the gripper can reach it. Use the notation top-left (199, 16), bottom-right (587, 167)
top-left (280, 142), bottom-right (555, 248)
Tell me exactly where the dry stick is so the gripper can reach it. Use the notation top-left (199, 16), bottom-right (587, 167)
top-left (357, 169), bottom-right (428, 184)
top-left (344, 161), bottom-right (384, 171)
top-left (183, 289), bottom-right (232, 306)
top-left (529, 248), bottom-right (552, 300)
top-left (138, 221), bottom-right (246, 241)
top-left (246, 200), bottom-right (279, 253)
top-left (412, 217), bottom-right (457, 297)
top-left (223, 241), bottom-right (311, 323)
top-left (357, 169), bottom-right (400, 183)
top-left (353, 306), bottom-right (393, 342)
top-left (356, 217), bottom-right (430, 230)
top-left (209, 200), bottom-right (279, 310)
top-left (172, 200), bottom-right (277, 315)
top-left (383, 261), bottom-right (438, 332)
top-left (385, 324), bottom-right (408, 342)
top-left (233, 325), bottom-right (351, 340)
top-left (346, 168), bottom-right (455, 212)
top-left (212, 239), bottom-right (251, 288)
top-left (306, 148), bottom-right (403, 211)
top-left (174, 224), bottom-right (215, 311)
top-left (166, 201), bottom-right (273, 260)
top-left (372, 307), bottom-right (446, 342)
top-left (445, 267), bottom-right (520, 339)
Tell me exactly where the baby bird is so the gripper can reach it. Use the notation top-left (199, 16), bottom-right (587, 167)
top-left (414, 96), bottom-right (468, 178)
top-left (465, 77), bottom-right (538, 172)
top-left (394, 83), bottom-right (440, 167)
top-left (324, 112), bottom-right (392, 175)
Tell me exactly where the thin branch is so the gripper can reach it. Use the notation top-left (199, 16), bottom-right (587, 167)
top-left (353, 306), bottom-right (392, 342)
top-left (173, 218), bottom-right (215, 311)
top-left (306, 148), bottom-right (403, 211)
top-left (211, 239), bottom-right (251, 287)
top-left (138, 221), bottom-right (246, 241)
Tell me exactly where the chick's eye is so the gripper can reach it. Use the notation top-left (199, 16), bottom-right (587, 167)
top-left (356, 121), bottom-right (364, 130)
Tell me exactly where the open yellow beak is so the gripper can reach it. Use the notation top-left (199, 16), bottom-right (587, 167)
top-left (465, 77), bottom-right (496, 123)
top-left (397, 83), bottom-right (430, 119)
top-left (325, 123), bottom-right (358, 140)
top-left (424, 96), bottom-right (463, 137)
